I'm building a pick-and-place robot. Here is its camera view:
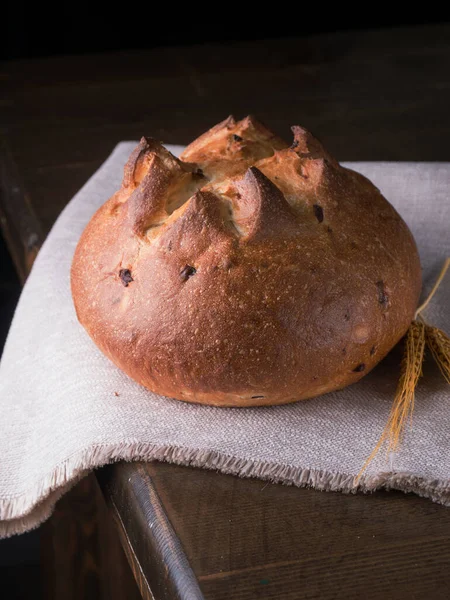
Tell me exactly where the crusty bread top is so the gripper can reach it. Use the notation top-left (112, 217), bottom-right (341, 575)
top-left (71, 116), bottom-right (421, 406)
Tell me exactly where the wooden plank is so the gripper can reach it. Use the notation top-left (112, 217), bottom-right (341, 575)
top-left (19, 161), bottom-right (102, 235)
top-left (0, 140), bottom-right (44, 282)
top-left (100, 463), bottom-right (450, 600)
top-left (131, 462), bottom-right (450, 598)
top-left (2, 23), bottom-right (450, 86)
top-left (98, 464), bottom-right (205, 600)
top-left (198, 538), bottom-right (450, 599)
top-left (41, 474), bottom-right (142, 600)
top-left (3, 23), bottom-right (450, 173)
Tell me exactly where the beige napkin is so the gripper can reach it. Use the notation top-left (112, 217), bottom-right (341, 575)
top-left (0, 143), bottom-right (449, 538)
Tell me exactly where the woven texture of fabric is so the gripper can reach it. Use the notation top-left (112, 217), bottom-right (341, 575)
top-left (0, 144), bottom-right (448, 537)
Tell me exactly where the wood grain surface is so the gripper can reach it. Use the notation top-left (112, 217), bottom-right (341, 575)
top-left (144, 463), bottom-right (450, 599)
top-left (98, 464), bottom-right (205, 600)
top-left (40, 474), bottom-right (141, 600)
top-left (2, 23), bottom-right (450, 599)
top-left (0, 140), bottom-right (43, 282)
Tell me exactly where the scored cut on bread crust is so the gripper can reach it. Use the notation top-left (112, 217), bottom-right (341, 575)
top-left (71, 116), bottom-right (422, 406)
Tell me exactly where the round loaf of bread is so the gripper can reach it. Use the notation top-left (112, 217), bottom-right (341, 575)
top-left (71, 116), bottom-right (421, 406)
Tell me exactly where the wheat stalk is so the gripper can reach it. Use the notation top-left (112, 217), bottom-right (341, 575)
top-left (355, 320), bottom-right (425, 483)
top-left (355, 258), bottom-right (450, 484)
top-left (425, 325), bottom-right (450, 384)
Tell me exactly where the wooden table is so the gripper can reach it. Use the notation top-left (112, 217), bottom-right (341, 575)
top-left (2, 24), bottom-right (450, 600)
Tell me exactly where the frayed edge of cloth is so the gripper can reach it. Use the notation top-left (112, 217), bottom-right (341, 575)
top-left (1, 442), bottom-right (450, 537)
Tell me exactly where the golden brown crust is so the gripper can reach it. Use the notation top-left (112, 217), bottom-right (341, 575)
top-left (71, 116), bottom-right (422, 406)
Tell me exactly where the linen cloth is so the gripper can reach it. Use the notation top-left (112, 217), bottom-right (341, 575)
top-left (0, 143), bottom-right (449, 538)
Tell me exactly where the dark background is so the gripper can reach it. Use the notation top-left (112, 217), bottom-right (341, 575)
top-left (1, 14), bottom-right (449, 599)
top-left (1, 13), bottom-right (446, 61)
